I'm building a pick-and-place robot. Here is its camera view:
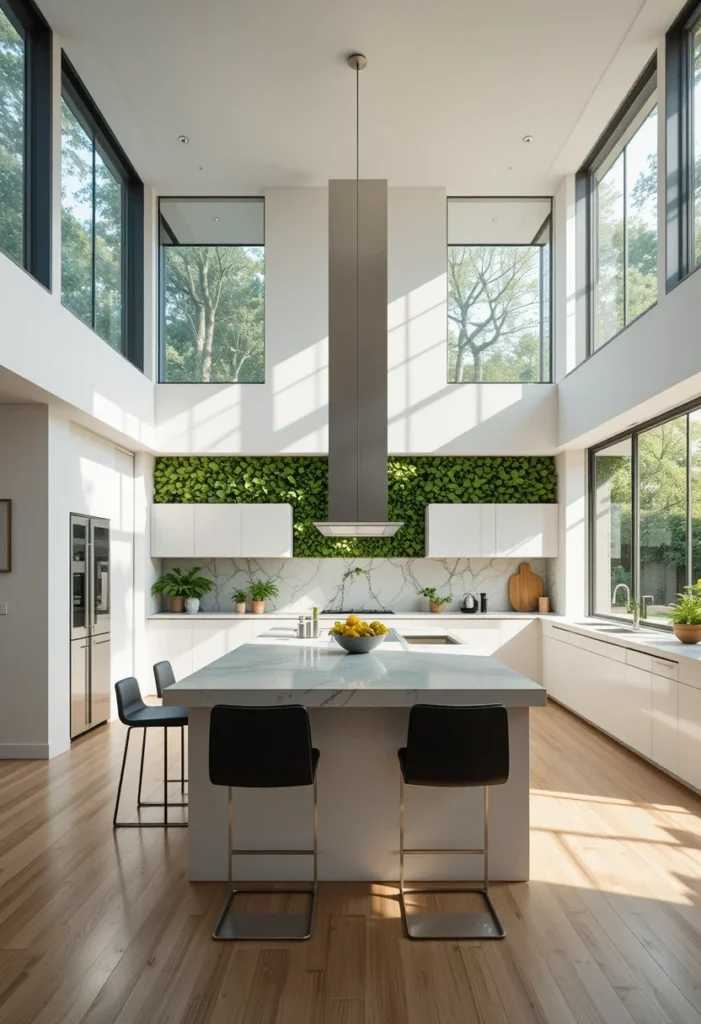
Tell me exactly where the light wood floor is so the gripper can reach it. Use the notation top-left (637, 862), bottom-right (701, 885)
top-left (0, 702), bottom-right (700, 1024)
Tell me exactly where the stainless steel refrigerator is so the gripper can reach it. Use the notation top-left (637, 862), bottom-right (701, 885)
top-left (70, 515), bottom-right (111, 739)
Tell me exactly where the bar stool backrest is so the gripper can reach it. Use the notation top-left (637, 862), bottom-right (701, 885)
top-left (209, 704), bottom-right (315, 788)
top-left (404, 703), bottom-right (509, 787)
top-left (115, 677), bottom-right (147, 726)
top-left (153, 661), bottom-right (176, 698)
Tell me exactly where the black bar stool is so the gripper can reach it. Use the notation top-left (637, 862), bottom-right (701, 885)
top-left (397, 703), bottom-right (509, 940)
top-left (113, 677), bottom-right (189, 828)
top-left (208, 704), bottom-right (320, 941)
top-left (152, 660), bottom-right (187, 795)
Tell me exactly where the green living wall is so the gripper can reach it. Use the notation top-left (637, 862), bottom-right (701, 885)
top-left (153, 456), bottom-right (557, 558)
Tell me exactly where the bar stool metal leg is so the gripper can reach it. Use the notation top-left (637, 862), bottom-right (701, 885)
top-left (135, 728), bottom-right (188, 811)
top-left (113, 726), bottom-right (188, 828)
top-left (398, 777), bottom-right (506, 940)
top-left (212, 777), bottom-right (319, 941)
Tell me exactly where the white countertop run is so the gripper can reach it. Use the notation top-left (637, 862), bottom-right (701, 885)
top-left (162, 628), bottom-right (547, 709)
top-left (149, 611), bottom-right (546, 621)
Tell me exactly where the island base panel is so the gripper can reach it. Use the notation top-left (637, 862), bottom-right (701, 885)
top-left (186, 706), bottom-right (530, 882)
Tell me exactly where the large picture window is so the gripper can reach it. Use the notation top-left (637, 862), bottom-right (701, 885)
top-left (447, 197), bottom-right (551, 383)
top-left (587, 67), bottom-right (658, 351)
top-left (60, 58), bottom-right (143, 366)
top-left (0, 0), bottom-right (51, 285)
top-left (159, 197), bottom-right (265, 383)
top-left (590, 401), bottom-right (701, 628)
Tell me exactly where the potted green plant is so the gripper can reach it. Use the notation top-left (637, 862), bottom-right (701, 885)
top-left (249, 579), bottom-right (280, 614)
top-left (668, 583), bottom-right (701, 643)
top-left (418, 586), bottom-right (452, 613)
top-left (627, 599), bottom-right (640, 631)
top-left (233, 588), bottom-right (248, 614)
top-left (152, 567), bottom-right (214, 614)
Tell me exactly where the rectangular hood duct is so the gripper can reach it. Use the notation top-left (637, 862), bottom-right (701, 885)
top-left (314, 179), bottom-right (403, 539)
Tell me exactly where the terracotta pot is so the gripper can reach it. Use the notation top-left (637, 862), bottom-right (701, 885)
top-left (673, 623), bottom-right (701, 644)
top-left (251, 600), bottom-right (265, 614)
top-left (429, 601), bottom-right (445, 613)
top-left (235, 602), bottom-right (247, 614)
top-left (169, 596), bottom-right (185, 614)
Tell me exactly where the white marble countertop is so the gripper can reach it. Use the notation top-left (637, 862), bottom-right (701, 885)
top-left (545, 618), bottom-right (701, 664)
top-left (148, 611), bottom-right (550, 621)
top-left (162, 628), bottom-right (547, 708)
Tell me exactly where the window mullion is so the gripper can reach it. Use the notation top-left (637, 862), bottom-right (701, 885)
top-left (91, 136), bottom-right (96, 330)
top-left (632, 430), bottom-right (639, 612)
top-left (622, 145), bottom-right (628, 328)
top-left (688, 413), bottom-right (694, 588)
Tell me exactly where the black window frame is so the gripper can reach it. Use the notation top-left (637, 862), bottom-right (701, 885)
top-left (0, 0), bottom-right (52, 288)
top-left (588, 395), bottom-right (701, 631)
top-left (446, 195), bottom-right (554, 385)
top-left (666, 0), bottom-right (701, 289)
top-left (60, 54), bottom-right (144, 370)
top-left (157, 195), bottom-right (266, 385)
top-left (576, 55), bottom-right (658, 357)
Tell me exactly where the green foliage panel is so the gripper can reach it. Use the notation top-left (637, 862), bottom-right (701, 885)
top-left (153, 455), bottom-right (557, 558)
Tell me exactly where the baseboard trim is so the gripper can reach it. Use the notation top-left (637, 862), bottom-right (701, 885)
top-left (0, 743), bottom-right (50, 759)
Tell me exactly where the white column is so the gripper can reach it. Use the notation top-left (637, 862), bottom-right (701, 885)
top-left (552, 449), bottom-right (587, 619)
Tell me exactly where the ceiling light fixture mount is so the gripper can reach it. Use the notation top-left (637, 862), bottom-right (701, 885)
top-left (347, 53), bottom-right (367, 71)
top-left (522, 134), bottom-right (533, 144)
top-left (177, 134), bottom-right (189, 145)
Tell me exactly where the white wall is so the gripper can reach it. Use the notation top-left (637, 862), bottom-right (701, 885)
top-left (155, 187), bottom-right (558, 456)
top-left (0, 406), bottom-right (50, 757)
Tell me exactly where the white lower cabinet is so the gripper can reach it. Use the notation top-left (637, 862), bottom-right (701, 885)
top-left (622, 665), bottom-right (652, 758)
top-left (651, 673), bottom-right (678, 776)
top-left (679, 682), bottom-right (701, 791)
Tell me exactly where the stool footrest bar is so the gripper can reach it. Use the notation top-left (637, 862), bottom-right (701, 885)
top-left (232, 848), bottom-right (314, 856)
top-left (403, 848), bottom-right (486, 856)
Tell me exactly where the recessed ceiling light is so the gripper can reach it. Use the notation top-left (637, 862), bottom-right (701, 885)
top-left (492, 216), bottom-right (499, 222)
top-left (177, 134), bottom-right (189, 145)
top-left (213, 216), bottom-right (219, 222)
top-left (522, 134), bottom-right (533, 144)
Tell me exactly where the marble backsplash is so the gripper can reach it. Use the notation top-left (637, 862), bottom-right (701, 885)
top-left (161, 557), bottom-right (557, 614)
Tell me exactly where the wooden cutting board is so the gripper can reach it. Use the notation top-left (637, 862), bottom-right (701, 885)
top-left (508, 562), bottom-right (544, 612)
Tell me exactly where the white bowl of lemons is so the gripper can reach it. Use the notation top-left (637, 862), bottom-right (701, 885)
top-left (330, 615), bottom-right (390, 654)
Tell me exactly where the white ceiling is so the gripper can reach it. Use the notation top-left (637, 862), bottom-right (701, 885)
top-left (41, 0), bottom-right (681, 195)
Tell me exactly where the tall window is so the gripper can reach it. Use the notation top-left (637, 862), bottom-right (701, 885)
top-left (690, 14), bottom-right (701, 266)
top-left (447, 197), bottom-right (551, 383)
top-left (588, 68), bottom-right (658, 350)
top-left (60, 58), bottom-right (143, 365)
top-left (159, 198), bottom-right (265, 383)
top-left (0, 0), bottom-right (51, 284)
top-left (590, 402), bottom-right (701, 628)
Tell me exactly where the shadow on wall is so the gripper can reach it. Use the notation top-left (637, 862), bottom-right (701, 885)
top-left (154, 188), bottom-right (558, 455)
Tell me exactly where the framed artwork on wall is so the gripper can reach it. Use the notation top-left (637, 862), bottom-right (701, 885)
top-left (0, 500), bottom-right (11, 572)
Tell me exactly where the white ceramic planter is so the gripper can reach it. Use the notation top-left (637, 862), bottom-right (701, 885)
top-left (185, 597), bottom-right (200, 615)
top-left (235, 602), bottom-right (246, 614)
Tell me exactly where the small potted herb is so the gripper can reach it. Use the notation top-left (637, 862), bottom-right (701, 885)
top-left (249, 579), bottom-right (280, 614)
top-left (152, 567), bottom-right (214, 614)
top-left (233, 588), bottom-right (248, 614)
top-left (628, 599), bottom-right (640, 631)
top-left (668, 583), bottom-right (701, 644)
top-left (418, 586), bottom-right (452, 613)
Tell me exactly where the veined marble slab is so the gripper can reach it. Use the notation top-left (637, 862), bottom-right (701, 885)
top-left (163, 628), bottom-right (546, 708)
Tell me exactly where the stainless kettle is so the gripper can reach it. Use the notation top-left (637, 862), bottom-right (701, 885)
top-left (462, 593), bottom-right (478, 613)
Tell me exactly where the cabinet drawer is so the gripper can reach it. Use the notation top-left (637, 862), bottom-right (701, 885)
top-left (551, 626), bottom-right (584, 648)
top-left (582, 636), bottom-right (627, 663)
top-left (626, 649), bottom-right (652, 672)
top-left (651, 657), bottom-right (678, 681)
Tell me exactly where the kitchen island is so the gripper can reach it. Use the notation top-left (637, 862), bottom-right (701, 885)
top-left (163, 628), bottom-right (546, 882)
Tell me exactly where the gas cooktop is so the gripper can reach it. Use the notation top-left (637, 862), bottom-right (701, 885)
top-left (322, 609), bottom-right (394, 615)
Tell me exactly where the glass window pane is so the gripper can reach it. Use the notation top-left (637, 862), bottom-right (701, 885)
top-left (592, 439), bottom-right (633, 619)
top-left (61, 98), bottom-right (93, 328)
top-left (447, 245), bottom-right (543, 383)
top-left (595, 153), bottom-right (624, 348)
top-left (625, 107), bottom-right (658, 322)
top-left (691, 410), bottom-right (701, 583)
top-left (639, 416), bottom-right (688, 624)
top-left (0, 7), bottom-right (24, 265)
top-left (94, 150), bottom-right (122, 350)
top-left (163, 244), bottom-right (265, 383)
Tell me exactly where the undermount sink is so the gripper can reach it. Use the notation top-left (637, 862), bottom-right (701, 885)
top-left (574, 621), bottom-right (637, 634)
top-left (403, 635), bottom-right (460, 645)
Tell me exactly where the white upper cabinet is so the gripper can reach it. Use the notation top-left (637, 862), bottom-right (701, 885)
top-left (151, 504), bottom-right (293, 558)
top-left (194, 504), bottom-right (242, 558)
top-left (151, 504), bottom-right (195, 557)
top-left (425, 504), bottom-right (496, 558)
top-left (425, 503), bottom-right (558, 558)
top-left (241, 503), bottom-right (293, 558)
top-left (495, 504), bottom-right (559, 557)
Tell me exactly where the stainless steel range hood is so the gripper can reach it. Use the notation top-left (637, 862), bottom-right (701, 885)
top-left (314, 57), bottom-right (403, 540)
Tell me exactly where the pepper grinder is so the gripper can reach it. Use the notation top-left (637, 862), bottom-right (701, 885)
top-left (479, 592), bottom-right (488, 613)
